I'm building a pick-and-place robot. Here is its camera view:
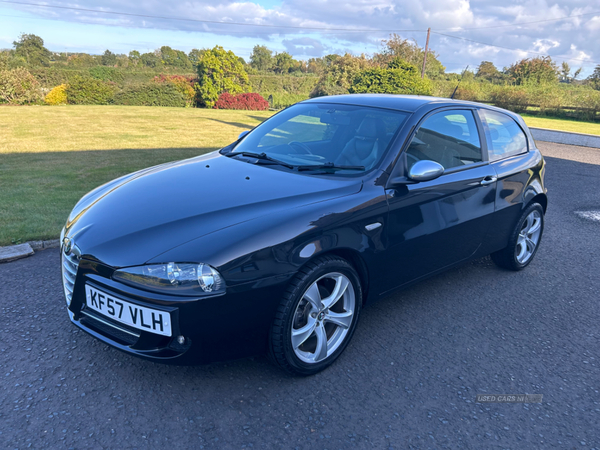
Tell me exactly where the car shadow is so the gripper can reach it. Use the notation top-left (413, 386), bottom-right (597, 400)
top-left (203, 117), bottom-right (257, 130)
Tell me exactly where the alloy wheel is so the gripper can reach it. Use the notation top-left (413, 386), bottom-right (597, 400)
top-left (291, 272), bottom-right (356, 364)
top-left (515, 210), bottom-right (542, 264)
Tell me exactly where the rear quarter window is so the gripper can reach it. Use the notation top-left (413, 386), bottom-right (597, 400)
top-left (479, 109), bottom-right (528, 162)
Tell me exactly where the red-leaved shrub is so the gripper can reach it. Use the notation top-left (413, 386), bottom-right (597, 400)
top-left (214, 92), bottom-right (269, 110)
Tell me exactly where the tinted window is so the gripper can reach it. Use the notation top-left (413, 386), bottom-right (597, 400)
top-left (406, 110), bottom-right (482, 170)
top-left (479, 110), bottom-right (527, 161)
top-left (233, 103), bottom-right (409, 173)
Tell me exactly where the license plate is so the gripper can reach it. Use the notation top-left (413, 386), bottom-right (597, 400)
top-left (84, 285), bottom-right (172, 337)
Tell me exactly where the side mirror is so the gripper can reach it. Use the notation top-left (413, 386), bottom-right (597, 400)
top-left (408, 160), bottom-right (444, 182)
top-left (238, 130), bottom-right (250, 140)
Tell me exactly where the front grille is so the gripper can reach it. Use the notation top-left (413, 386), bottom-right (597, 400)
top-left (61, 248), bottom-right (80, 306)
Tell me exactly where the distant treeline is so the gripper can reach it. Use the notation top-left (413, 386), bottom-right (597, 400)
top-left (2, 33), bottom-right (600, 119)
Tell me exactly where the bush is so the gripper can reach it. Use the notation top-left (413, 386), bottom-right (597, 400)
top-left (153, 74), bottom-right (196, 106)
top-left (349, 64), bottom-right (433, 96)
top-left (66, 75), bottom-right (115, 105)
top-left (113, 82), bottom-right (187, 107)
top-left (44, 84), bottom-right (67, 105)
top-left (0, 67), bottom-right (43, 104)
top-left (214, 92), bottom-right (269, 110)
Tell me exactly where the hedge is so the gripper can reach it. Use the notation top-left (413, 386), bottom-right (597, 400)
top-left (66, 75), bottom-right (115, 105)
top-left (89, 66), bottom-right (125, 84)
top-left (249, 74), bottom-right (318, 96)
top-left (113, 82), bottom-right (187, 107)
top-left (350, 66), bottom-right (433, 96)
top-left (30, 67), bottom-right (196, 89)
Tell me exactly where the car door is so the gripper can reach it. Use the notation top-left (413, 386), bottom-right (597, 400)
top-left (381, 108), bottom-right (498, 293)
top-left (476, 108), bottom-right (539, 253)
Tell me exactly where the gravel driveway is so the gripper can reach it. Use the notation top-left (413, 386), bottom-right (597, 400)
top-left (1, 141), bottom-right (599, 449)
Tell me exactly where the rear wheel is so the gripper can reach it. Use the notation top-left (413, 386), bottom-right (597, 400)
top-left (491, 202), bottom-right (544, 271)
top-left (269, 256), bottom-right (362, 376)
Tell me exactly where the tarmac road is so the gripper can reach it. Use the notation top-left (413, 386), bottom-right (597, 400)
top-left (1, 141), bottom-right (599, 449)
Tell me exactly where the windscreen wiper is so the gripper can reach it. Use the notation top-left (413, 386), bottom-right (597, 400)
top-left (226, 151), bottom-right (295, 169)
top-left (296, 162), bottom-right (365, 172)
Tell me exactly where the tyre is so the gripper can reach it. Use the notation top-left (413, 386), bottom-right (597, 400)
top-left (491, 202), bottom-right (545, 271)
top-left (269, 255), bottom-right (362, 376)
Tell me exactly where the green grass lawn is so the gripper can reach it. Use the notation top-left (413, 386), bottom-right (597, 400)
top-left (0, 105), bottom-right (273, 246)
top-left (521, 114), bottom-right (600, 136)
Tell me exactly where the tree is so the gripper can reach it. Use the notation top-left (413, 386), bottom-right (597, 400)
top-left (560, 62), bottom-right (582, 83)
top-left (310, 53), bottom-right (373, 97)
top-left (101, 50), bottom-right (117, 66)
top-left (587, 65), bottom-right (600, 90)
top-left (140, 52), bottom-right (160, 68)
top-left (188, 49), bottom-right (205, 66)
top-left (505, 57), bottom-right (558, 85)
top-left (273, 52), bottom-right (300, 74)
top-left (249, 45), bottom-right (273, 71)
top-left (350, 60), bottom-right (433, 96)
top-left (307, 54), bottom-right (340, 74)
top-left (476, 61), bottom-right (502, 83)
top-left (129, 50), bottom-right (141, 67)
top-left (560, 61), bottom-right (571, 82)
top-left (196, 46), bottom-right (249, 108)
top-left (67, 53), bottom-right (96, 67)
top-left (13, 33), bottom-right (51, 67)
top-left (374, 34), bottom-right (445, 79)
top-left (159, 46), bottom-right (192, 69)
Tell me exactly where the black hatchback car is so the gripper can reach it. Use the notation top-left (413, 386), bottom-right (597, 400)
top-left (61, 95), bottom-right (547, 375)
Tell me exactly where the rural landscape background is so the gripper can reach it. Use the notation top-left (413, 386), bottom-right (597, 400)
top-left (2, 29), bottom-right (600, 246)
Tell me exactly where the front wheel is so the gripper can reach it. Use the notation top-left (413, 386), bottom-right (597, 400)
top-left (269, 256), bottom-right (362, 376)
top-left (491, 202), bottom-right (545, 271)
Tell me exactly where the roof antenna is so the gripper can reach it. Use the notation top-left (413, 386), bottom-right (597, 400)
top-left (450, 65), bottom-right (469, 100)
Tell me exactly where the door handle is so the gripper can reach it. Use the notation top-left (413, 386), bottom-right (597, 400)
top-left (480, 176), bottom-right (497, 186)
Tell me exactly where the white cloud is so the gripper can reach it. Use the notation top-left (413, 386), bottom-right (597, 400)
top-left (4, 0), bottom-right (600, 75)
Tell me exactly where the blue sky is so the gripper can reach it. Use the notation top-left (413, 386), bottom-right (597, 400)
top-left (1, 0), bottom-right (599, 76)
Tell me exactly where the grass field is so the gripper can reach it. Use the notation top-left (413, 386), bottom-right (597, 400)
top-left (521, 114), bottom-right (600, 136)
top-left (0, 106), bottom-right (273, 246)
top-left (1, 104), bottom-right (598, 247)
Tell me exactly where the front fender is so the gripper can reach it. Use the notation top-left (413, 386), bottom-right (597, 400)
top-left (149, 184), bottom-right (389, 290)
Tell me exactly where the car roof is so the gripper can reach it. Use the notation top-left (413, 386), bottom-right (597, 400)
top-left (301, 94), bottom-right (490, 114)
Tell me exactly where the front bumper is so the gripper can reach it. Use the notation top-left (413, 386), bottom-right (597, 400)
top-left (66, 257), bottom-right (291, 365)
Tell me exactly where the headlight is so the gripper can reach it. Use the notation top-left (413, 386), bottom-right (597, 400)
top-left (113, 263), bottom-right (224, 296)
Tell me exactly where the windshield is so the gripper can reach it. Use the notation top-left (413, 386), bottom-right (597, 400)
top-left (230, 102), bottom-right (410, 173)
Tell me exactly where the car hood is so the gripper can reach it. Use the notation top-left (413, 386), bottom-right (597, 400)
top-left (65, 151), bottom-right (362, 268)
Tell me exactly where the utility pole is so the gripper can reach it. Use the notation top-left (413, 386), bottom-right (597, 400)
top-left (421, 27), bottom-right (431, 79)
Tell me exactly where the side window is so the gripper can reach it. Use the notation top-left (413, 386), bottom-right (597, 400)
top-left (406, 110), bottom-right (482, 170)
top-left (479, 110), bottom-right (527, 161)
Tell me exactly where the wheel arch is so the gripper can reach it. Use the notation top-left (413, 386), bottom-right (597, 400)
top-left (300, 248), bottom-right (371, 306)
top-left (525, 192), bottom-right (548, 213)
